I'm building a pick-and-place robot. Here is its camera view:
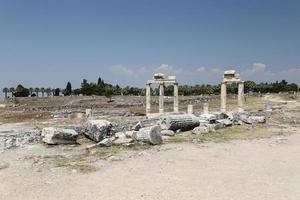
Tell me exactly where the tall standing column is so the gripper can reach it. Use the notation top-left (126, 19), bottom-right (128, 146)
top-left (173, 83), bottom-right (179, 113)
top-left (159, 83), bottom-right (164, 113)
top-left (220, 82), bottom-right (227, 112)
top-left (238, 82), bottom-right (244, 112)
top-left (146, 83), bottom-right (151, 115)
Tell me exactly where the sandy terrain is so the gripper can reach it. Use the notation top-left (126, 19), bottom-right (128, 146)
top-left (0, 93), bottom-right (299, 200)
top-left (1, 133), bottom-right (300, 200)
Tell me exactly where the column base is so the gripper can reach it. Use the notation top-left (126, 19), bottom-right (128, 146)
top-left (220, 108), bottom-right (226, 113)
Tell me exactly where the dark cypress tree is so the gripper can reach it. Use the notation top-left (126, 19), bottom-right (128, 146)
top-left (63, 82), bottom-right (72, 96)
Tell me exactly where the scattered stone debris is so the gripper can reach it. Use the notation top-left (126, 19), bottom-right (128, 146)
top-left (159, 114), bottom-right (200, 131)
top-left (216, 119), bottom-right (233, 127)
top-left (81, 119), bottom-right (113, 142)
top-left (161, 130), bottom-right (175, 136)
top-left (132, 125), bottom-right (162, 145)
top-left (192, 126), bottom-right (209, 134)
top-left (0, 130), bottom-right (41, 150)
top-left (239, 112), bottom-right (266, 124)
top-left (41, 127), bottom-right (79, 145)
top-left (98, 138), bottom-right (113, 147)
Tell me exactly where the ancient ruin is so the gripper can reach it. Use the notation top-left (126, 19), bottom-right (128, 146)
top-left (146, 73), bottom-right (179, 116)
top-left (220, 70), bottom-right (245, 112)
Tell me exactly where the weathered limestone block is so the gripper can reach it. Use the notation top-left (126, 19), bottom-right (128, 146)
top-left (85, 109), bottom-right (92, 118)
top-left (239, 113), bottom-right (266, 124)
top-left (113, 131), bottom-right (134, 145)
top-left (132, 125), bottom-right (162, 145)
top-left (216, 119), bottom-right (233, 127)
top-left (199, 113), bottom-right (217, 124)
top-left (265, 101), bottom-right (273, 112)
top-left (132, 121), bottom-right (142, 131)
top-left (82, 120), bottom-right (112, 142)
top-left (161, 130), bottom-right (175, 136)
top-left (248, 116), bottom-right (266, 124)
top-left (124, 131), bottom-right (136, 138)
top-left (203, 103), bottom-right (209, 114)
top-left (98, 138), bottom-right (113, 147)
top-left (160, 114), bottom-right (200, 131)
top-left (192, 126), bottom-right (209, 135)
top-left (42, 127), bottom-right (78, 145)
top-left (187, 105), bottom-right (193, 114)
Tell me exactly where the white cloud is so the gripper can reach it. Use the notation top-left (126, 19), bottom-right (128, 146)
top-left (196, 66), bottom-right (206, 73)
top-left (155, 64), bottom-right (173, 75)
top-left (110, 65), bottom-right (134, 76)
top-left (252, 63), bottom-right (267, 72)
top-left (108, 63), bottom-right (300, 87)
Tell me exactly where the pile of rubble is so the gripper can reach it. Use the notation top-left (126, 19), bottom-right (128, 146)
top-left (0, 130), bottom-right (41, 151)
top-left (39, 110), bottom-right (266, 148)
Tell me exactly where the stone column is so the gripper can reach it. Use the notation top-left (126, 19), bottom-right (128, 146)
top-left (146, 83), bottom-right (151, 115)
top-left (238, 82), bottom-right (244, 112)
top-left (187, 105), bottom-right (193, 114)
top-left (220, 82), bottom-right (227, 112)
top-left (173, 83), bottom-right (179, 113)
top-left (159, 84), bottom-right (164, 113)
top-left (203, 103), bottom-right (209, 114)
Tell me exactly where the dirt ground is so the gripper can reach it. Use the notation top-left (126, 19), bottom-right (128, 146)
top-left (0, 93), bottom-right (300, 200)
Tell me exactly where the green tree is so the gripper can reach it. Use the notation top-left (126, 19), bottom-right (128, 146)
top-left (41, 87), bottom-right (45, 97)
top-left (14, 85), bottom-right (30, 97)
top-left (63, 82), bottom-right (72, 96)
top-left (104, 87), bottom-right (113, 102)
top-left (72, 88), bottom-right (81, 96)
top-left (35, 88), bottom-right (40, 97)
top-left (2, 88), bottom-right (9, 99)
top-left (9, 87), bottom-right (15, 97)
top-left (54, 88), bottom-right (60, 96)
top-left (29, 88), bottom-right (34, 96)
top-left (46, 88), bottom-right (52, 96)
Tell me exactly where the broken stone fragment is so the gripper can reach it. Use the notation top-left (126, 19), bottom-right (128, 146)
top-left (113, 131), bottom-right (134, 145)
top-left (248, 116), bottom-right (266, 124)
top-left (132, 121), bottom-right (142, 131)
top-left (82, 120), bottom-right (112, 142)
top-left (98, 138), bottom-right (113, 147)
top-left (192, 126), bottom-right (209, 135)
top-left (42, 127), bottom-right (79, 145)
top-left (160, 114), bottom-right (200, 131)
top-left (161, 130), bottom-right (175, 136)
top-left (239, 113), bottom-right (266, 124)
top-left (132, 125), bottom-right (162, 145)
top-left (216, 119), bottom-right (233, 127)
top-left (124, 131), bottom-right (136, 138)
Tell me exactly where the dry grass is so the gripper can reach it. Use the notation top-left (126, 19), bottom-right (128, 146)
top-left (166, 124), bottom-right (292, 144)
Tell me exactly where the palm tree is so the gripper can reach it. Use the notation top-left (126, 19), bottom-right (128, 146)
top-left (52, 89), bottom-right (55, 96)
top-left (35, 88), bottom-right (40, 97)
top-left (41, 87), bottom-right (45, 97)
top-left (9, 87), bottom-right (15, 97)
top-left (29, 88), bottom-right (34, 96)
top-left (2, 88), bottom-right (9, 99)
top-left (46, 88), bottom-right (52, 96)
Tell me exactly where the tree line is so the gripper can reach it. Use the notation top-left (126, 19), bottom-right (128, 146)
top-left (2, 78), bottom-right (299, 99)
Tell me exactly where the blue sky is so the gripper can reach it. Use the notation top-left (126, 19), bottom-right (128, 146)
top-left (0, 0), bottom-right (300, 89)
